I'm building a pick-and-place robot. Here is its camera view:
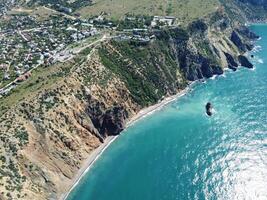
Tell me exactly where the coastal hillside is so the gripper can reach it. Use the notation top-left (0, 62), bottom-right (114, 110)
top-left (0, 5), bottom-right (260, 199)
top-left (221, 0), bottom-right (267, 22)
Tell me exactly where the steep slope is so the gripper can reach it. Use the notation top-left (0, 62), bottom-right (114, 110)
top-left (238, 0), bottom-right (267, 6)
top-left (221, 0), bottom-right (267, 22)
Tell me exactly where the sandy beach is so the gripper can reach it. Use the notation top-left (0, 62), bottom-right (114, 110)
top-left (61, 135), bottom-right (118, 200)
top-left (60, 87), bottom-right (190, 200)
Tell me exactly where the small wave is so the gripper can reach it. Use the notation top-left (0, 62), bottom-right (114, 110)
top-left (258, 58), bottom-right (264, 64)
top-left (212, 108), bottom-right (217, 114)
top-left (210, 75), bottom-right (218, 80)
top-left (252, 45), bottom-right (262, 53)
top-left (224, 68), bottom-right (236, 73)
top-left (199, 79), bottom-right (206, 84)
top-left (205, 108), bottom-right (216, 117)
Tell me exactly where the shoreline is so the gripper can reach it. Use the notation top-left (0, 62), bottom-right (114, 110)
top-left (58, 51), bottom-right (255, 199)
top-left (61, 135), bottom-right (118, 200)
top-left (126, 86), bottom-right (191, 127)
top-left (60, 59), bottom-right (254, 200)
top-left (60, 85), bottom-right (192, 200)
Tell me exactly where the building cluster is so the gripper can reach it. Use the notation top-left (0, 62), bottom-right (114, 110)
top-left (0, 13), bottom-right (101, 97)
top-left (115, 28), bottom-right (155, 44)
top-left (116, 15), bottom-right (176, 43)
top-left (0, 0), bottom-right (19, 17)
top-left (0, 9), bottom-right (177, 98)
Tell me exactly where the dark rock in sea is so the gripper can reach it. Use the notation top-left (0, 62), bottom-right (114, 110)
top-left (251, 54), bottom-right (254, 58)
top-left (238, 55), bottom-right (254, 68)
top-left (236, 26), bottom-right (260, 40)
top-left (224, 52), bottom-right (238, 71)
top-left (230, 31), bottom-right (246, 52)
top-left (246, 43), bottom-right (254, 51)
top-left (205, 102), bottom-right (213, 116)
top-left (212, 65), bottom-right (224, 75)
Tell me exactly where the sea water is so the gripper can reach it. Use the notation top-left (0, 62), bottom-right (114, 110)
top-left (67, 24), bottom-right (267, 200)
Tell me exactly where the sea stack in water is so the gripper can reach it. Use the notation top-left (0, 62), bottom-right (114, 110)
top-left (238, 55), bottom-right (254, 69)
top-left (206, 102), bottom-right (213, 116)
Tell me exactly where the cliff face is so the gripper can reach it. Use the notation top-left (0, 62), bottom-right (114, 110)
top-left (0, 8), bottom-right (259, 200)
top-left (0, 53), bottom-right (140, 199)
top-left (222, 0), bottom-right (267, 22)
top-left (238, 0), bottom-right (267, 7)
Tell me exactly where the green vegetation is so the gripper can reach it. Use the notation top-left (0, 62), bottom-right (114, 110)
top-left (26, 0), bottom-right (91, 11)
top-left (99, 39), bottom-right (186, 106)
top-left (0, 61), bottom-right (75, 116)
top-left (77, 0), bottom-right (219, 25)
top-left (117, 15), bottom-right (153, 30)
top-left (14, 129), bottom-right (29, 147)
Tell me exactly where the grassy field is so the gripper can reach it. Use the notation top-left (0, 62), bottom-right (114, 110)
top-left (8, 6), bottom-right (76, 21)
top-left (77, 0), bottom-right (219, 24)
top-left (0, 56), bottom-right (85, 116)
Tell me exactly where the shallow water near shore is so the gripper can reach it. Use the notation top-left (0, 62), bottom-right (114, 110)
top-left (67, 24), bottom-right (267, 200)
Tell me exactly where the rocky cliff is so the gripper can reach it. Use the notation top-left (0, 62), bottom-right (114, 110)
top-left (238, 0), bottom-right (267, 7)
top-left (0, 7), bottom-right (260, 200)
top-left (222, 0), bottom-right (267, 22)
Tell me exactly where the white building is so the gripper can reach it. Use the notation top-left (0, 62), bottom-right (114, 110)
top-left (151, 16), bottom-right (176, 27)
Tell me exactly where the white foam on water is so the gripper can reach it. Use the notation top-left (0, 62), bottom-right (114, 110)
top-left (210, 75), bottom-right (218, 80)
top-left (258, 58), bottom-right (264, 64)
top-left (252, 45), bottom-right (262, 53)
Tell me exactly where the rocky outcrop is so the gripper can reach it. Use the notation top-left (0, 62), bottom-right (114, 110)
top-left (86, 102), bottom-right (128, 137)
top-left (177, 51), bottom-right (223, 80)
top-left (74, 111), bottom-right (104, 142)
top-left (236, 26), bottom-right (259, 40)
top-left (231, 31), bottom-right (247, 52)
top-left (238, 55), bottom-right (254, 68)
top-left (224, 52), bottom-right (239, 71)
top-left (188, 19), bottom-right (208, 34)
top-left (206, 102), bottom-right (213, 116)
top-left (238, 0), bottom-right (267, 7)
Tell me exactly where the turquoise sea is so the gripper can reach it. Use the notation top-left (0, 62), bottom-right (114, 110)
top-left (67, 24), bottom-right (267, 200)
